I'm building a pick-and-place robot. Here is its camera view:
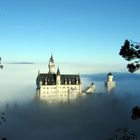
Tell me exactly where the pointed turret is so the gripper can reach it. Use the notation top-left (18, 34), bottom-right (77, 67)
top-left (57, 67), bottom-right (60, 75)
top-left (50, 54), bottom-right (54, 63)
top-left (48, 54), bottom-right (55, 74)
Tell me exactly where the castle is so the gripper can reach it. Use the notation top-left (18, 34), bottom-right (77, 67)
top-left (36, 55), bottom-right (116, 103)
top-left (36, 55), bottom-right (81, 103)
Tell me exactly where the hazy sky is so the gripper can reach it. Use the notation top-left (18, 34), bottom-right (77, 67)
top-left (0, 0), bottom-right (140, 65)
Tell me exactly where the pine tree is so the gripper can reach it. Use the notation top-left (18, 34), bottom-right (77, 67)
top-left (119, 40), bottom-right (140, 72)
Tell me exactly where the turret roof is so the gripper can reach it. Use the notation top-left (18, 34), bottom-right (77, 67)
top-left (108, 72), bottom-right (113, 76)
top-left (57, 67), bottom-right (60, 75)
top-left (49, 54), bottom-right (54, 63)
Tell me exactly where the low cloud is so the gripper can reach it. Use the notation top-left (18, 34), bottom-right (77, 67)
top-left (1, 92), bottom-right (140, 140)
top-left (0, 68), bottom-right (140, 140)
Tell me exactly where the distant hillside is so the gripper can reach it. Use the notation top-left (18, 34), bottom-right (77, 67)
top-left (81, 72), bottom-right (140, 82)
top-left (7, 62), bottom-right (35, 64)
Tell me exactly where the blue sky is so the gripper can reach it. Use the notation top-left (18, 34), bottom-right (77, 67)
top-left (0, 0), bottom-right (140, 67)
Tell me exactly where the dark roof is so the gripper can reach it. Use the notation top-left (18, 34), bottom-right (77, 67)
top-left (36, 74), bottom-right (56, 85)
top-left (108, 72), bottom-right (113, 76)
top-left (61, 74), bottom-right (80, 85)
top-left (36, 73), bottom-right (81, 86)
top-left (91, 83), bottom-right (95, 85)
top-left (57, 68), bottom-right (60, 75)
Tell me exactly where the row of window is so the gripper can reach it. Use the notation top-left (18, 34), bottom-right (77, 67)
top-left (42, 94), bottom-right (71, 98)
top-left (42, 90), bottom-right (78, 94)
top-left (40, 81), bottom-right (79, 85)
top-left (42, 99), bottom-right (68, 103)
top-left (42, 91), bottom-right (69, 94)
top-left (42, 86), bottom-right (79, 90)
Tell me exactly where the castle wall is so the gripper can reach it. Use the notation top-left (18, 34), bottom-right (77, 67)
top-left (38, 84), bottom-right (81, 103)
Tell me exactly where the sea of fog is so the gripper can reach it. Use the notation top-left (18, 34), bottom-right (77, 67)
top-left (0, 64), bottom-right (140, 140)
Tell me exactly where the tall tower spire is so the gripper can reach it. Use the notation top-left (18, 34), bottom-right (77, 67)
top-left (50, 53), bottom-right (54, 63)
top-left (48, 54), bottom-right (55, 74)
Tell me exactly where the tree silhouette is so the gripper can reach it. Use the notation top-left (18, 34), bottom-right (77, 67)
top-left (0, 58), bottom-right (6, 140)
top-left (0, 111), bottom-right (6, 126)
top-left (0, 57), bottom-right (4, 69)
top-left (119, 40), bottom-right (140, 73)
top-left (0, 104), bottom-right (7, 140)
top-left (131, 106), bottom-right (140, 120)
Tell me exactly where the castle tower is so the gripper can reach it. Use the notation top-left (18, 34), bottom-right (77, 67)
top-left (56, 67), bottom-right (61, 85)
top-left (105, 72), bottom-right (116, 92)
top-left (48, 54), bottom-right (55, 74)
top-left (107, 72), bottom-right (113, 82)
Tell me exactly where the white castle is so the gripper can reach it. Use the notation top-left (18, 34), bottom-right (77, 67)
top-left (36, 55), bottom-right (116, 103)
top-left (36, 55), bottom-right (81, 103)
